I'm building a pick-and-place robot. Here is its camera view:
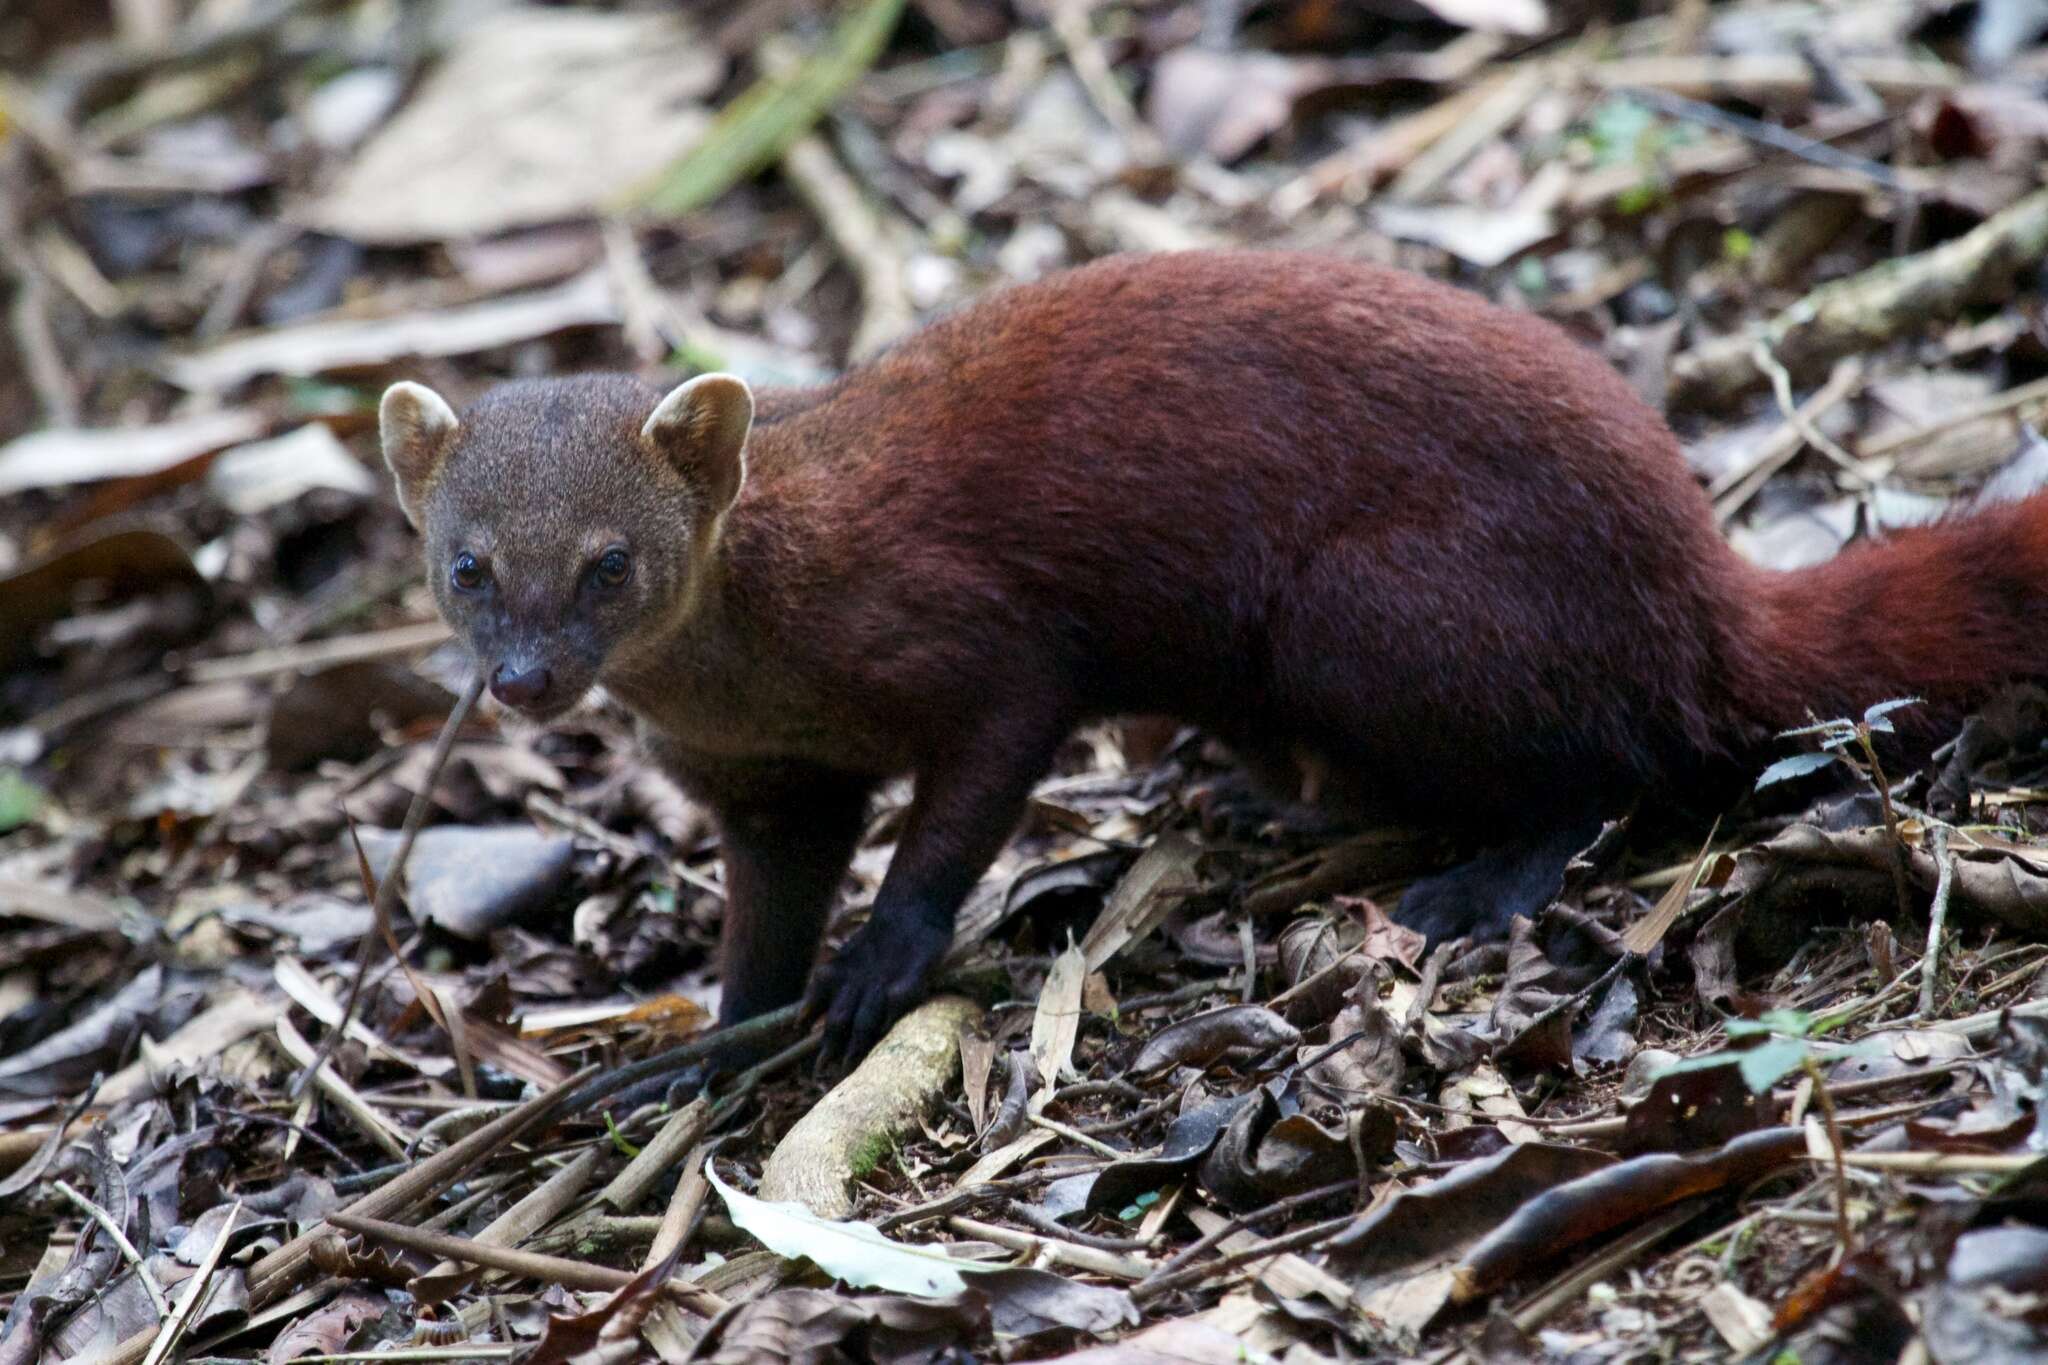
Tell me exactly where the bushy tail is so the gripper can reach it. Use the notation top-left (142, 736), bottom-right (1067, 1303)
top-left (1734, 494), bottom-right (2048, 745)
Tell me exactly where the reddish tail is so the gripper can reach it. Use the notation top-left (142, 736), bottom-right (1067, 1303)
top-left (1735, 494), bottom-right (2048, 744)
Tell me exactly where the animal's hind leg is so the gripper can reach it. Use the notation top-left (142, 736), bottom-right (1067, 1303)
top-left (1195, 738), bottom-right (1365, 839)
top-left (1392, 818), bottom-right (1604, 946)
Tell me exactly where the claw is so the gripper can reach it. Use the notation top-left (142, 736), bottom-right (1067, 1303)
top-left (804, 911), bottom-right (950, 1070)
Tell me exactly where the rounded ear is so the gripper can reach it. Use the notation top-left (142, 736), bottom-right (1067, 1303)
top-left (642, 373), bottom-right (753, 517)
top-left (379, 381), bottom-right (460, 528)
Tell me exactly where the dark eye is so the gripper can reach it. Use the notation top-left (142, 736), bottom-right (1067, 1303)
top-left (594, 547), bottom-right (632, 588)
top-left (451, 552), bottom-right (486, 592)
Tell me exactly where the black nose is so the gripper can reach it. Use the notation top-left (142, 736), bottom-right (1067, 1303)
top-left (489, 663), bottom-right (552, 709)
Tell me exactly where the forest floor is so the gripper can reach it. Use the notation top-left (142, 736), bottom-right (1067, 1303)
top-left (5, 1), bottom-right (2048, 1362)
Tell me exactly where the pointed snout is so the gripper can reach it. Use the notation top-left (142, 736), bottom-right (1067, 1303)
top-left (489, 662), bottom-right (553, 710)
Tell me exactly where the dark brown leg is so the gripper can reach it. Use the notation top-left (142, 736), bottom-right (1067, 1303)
top-left (807, 718), bottom-right (1068, 1067)
top-left (651, 752), bottom-right (875, 1026)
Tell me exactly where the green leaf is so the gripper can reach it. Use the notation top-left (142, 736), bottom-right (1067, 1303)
top-left (1584, 97), bottom-right (1655, 167)
top-left (1119, 1190), bottom-right (1162, 1222)
top-left (1776, 717), bottom-right (1857, 740)
top-left (1735, 1037), bottom-right (1811, 1093)
top-left (1722, 227), bottom-right (1754, 262)
top-left (0, 769), bottom-right (42, 834)
top-left (628, 0), bottom-right (907, 217)
top-left (1756, 752), bottom-right (1837, 789)
top-left (1614, 181), bottom-right (1661, 215)
top-left (604, 1111), bottom-right (642, 1157)
top-left (1652, 1051), bottom-right (1744, 1078)
top-left (1863, 697), bottom-right (1922, 732)
top-left (285, 377), bottom-right (367, 417)
top-left (1730, 1008), bottom-right (1815, 1038)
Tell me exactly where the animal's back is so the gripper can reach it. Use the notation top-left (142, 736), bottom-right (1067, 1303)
top-left (752, 251), bottom-right (1750, 817)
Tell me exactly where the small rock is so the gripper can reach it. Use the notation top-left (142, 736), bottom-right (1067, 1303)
top-left (358, 825), bottom-right (575, 940)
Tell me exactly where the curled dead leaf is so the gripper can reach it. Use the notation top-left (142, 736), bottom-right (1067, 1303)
top-left (1130, 1005), bottom-right (1301, 1076)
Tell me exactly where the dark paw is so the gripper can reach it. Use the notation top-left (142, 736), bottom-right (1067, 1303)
top-left (1393, 868), bottom-right (1520, 947)
top-left (1192, 772), bottom-right (1350, 843)
top-left (1392, 825), bottom-right (1595, 949)
top-left (803, 914), bottom-right (950, 1071)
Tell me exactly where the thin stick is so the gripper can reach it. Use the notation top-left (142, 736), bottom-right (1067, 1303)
top-left (1026, 1112), bottom-right (1127, 1160)
top-left (945, 1215), bottom-right (1153, 1280)
top-left (876, 1161), bottom-right (1109, 1231)
top-left (253, 1066), bottom-right (593, 1301)
top-left (1710, 357), bottom-right (1864, 520)
top-left (566, 1004), bottom-right (804, 1113)
top-left (53, 1180), bottom-right (170, 1318)
top-left (293, 670), bottom-right (486, 1100)
top-left (326, 1212), bottom-right (729, 1315)
top-left (645, 1139), bottom-right (715, 1269)
top-left (327, 1213), bottom-right (631, 1291)
top-left (140, 1201), bottom-right (240, 1365)
top-left (92, 1067), bottom-right (591, 1365)
top-left (1801, 1057), bottom-right (1856, 1260)
top-left (779, 132), bottom-right (913, 360)
top-left (1751, 338), bottom-right (1870, 483)
top-left (1509, 1200), bottom-right (1704, 1333)
top-left (271, 1019), bottom-right (415, 1159)
top-left (1138, 1179), bottom-right (1357, 1290)
top-left (525, 790), bottom-right (725, 901)
top-left (1861, 374), bottom-right (2048, 459)
top-left (1131, 1213), bottom-right (1356, 1302)
top-left (1920, 826), bottom-right (1955, 1017)
top-left (1267, 944), bottom-right (1368, 1010)
top-left (1002, 1200), bottom-right (1156, 1253)
top-left (1854, 730), bottom-right (1918, 926)
top-left (185, 620), bottom-right (453, 685)
top-left (291, 1353), bottom-right (517, 1363)
top-left (1616, 86), bottom-right (1904, 189)
top-left (414, 1146), bottom-right (604, 1299)
top-left (1047, 0), bottom-right (1161, 162)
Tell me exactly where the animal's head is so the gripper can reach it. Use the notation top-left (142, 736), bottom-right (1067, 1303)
top-left (378, 372), bottom-right (753, 720)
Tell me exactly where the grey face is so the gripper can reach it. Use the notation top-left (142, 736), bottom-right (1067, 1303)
top-left (383, 373), bottom-right (748, 720)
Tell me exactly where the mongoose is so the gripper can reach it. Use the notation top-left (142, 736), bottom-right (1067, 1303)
top-left (381, 249), bottom-right (2048, 1065)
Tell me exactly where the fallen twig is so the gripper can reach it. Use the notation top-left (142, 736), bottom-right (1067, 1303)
top-left (411, 1147), bottom-right (604, 1303)
top-left (328, 1211), bottom-right (727, 1315)
top-left (1137, 1178), bottom-right (1357, 1291)
top-left (564, 1002), bottom-right (805, 1114)
top-left (140, 1201), bottom-right (241, 1365)
top-left (1860, 374), bottom-right (2048, 461)
top-left (946, 1215), bottom-right (1153, 1280)
top-left (53, 1179), bottom-right (170, 1319)
top-left (293, 669), bottom-right (486, 1100)
top-left (779, 132), bottom-right (914, 361)
top-left (184, 620), bottom-right (454, 685)
top-left (1616, 86), bottom-right (1905, 190)
top-left (1920, 826), bottom-right (1956, 1017)
top-left (645, 1138), bottom-right (716, 1270)
top-left (1711, 358), bottom-right (1865, 521)
top-left (1671, 187), bottom-right (2048, 407)
top-left (601, 1098), bottom-right (714, 1214)
top-left (1003, 1199), bottom-right (1155, 1253)
top-left (1131, 1213), bottom-right (1355, 1302)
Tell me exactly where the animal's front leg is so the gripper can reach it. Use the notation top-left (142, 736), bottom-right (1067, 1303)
top-left (711, 770), bottom-right (875, 1026)
top-left (806, 721), bottom-right (1066, 1068)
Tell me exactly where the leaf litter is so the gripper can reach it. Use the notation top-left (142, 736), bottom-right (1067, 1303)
top-left (6, 0), bottom-right (2048, 1361)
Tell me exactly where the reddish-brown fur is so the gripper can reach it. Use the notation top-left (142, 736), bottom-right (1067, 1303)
top-left (388, 250), bottom-right (2048, 1065)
